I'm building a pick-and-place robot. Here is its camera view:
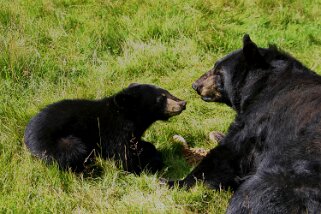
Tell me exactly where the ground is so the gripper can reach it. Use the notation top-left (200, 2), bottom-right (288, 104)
top-left (0, 0), bottom-right (320, 213)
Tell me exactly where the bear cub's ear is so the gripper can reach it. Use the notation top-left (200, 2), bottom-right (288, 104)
top-left (114, 84), bottom-right (142, 109)
top-left (114, 92), bottom-right (136, 109)
top-left (128, 83), bottom-right (140, 88)
top-left (243, 34), bottom-right (268, 68)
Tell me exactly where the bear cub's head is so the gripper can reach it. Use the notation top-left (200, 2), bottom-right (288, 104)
top-left (114, 83), bottom-right (186, 121)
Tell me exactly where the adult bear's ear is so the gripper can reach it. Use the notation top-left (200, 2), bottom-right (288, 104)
top-left (243, 34), bottom-right (268, 68)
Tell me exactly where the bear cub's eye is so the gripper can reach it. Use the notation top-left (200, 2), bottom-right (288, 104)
top-left (157, 94), bottom-right (167, 103)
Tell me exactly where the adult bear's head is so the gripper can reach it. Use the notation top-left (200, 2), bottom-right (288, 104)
top-left (114, 83), bottom-right (186, 121)
top-left (192, 34), bottom-right (284, 112)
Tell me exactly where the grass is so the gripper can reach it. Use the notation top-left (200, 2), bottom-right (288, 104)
top-left (0, 0), bottom-right (320, 213)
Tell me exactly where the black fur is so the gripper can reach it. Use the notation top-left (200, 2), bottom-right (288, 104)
top-left (177, 35), bottom-right (321, 213)
top-left (24, 84), bottom-right (186, 174)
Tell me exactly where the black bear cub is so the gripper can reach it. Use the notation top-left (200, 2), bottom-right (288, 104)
top-left (24, 83), bottom-right (186, 174)
top-left (170, 35), bottom-right (321, 213)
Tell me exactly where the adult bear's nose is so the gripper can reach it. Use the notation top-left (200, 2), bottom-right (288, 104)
top-left (192, 82), bottom-right (198, 91)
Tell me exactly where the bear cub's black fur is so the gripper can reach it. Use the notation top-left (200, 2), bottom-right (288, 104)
top-left (171, 35), bottom-right (321, 213)
top-left (24, 83), bottom-right (186, 174)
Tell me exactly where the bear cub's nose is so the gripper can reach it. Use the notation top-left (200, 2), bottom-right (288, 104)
top-left (180, 101), bottom-right (187, 110)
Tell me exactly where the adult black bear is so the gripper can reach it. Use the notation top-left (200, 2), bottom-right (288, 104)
top-left (171, 35), bottom-right (321, 213)
top-left (25, 83), bottom-right (186, 174)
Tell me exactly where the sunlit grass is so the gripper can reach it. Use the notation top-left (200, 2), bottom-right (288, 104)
top-left (0, 0), bottom-right (320, 212)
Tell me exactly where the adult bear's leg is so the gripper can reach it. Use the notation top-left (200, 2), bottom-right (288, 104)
top-left (168, 144), bottom-right (240, 190)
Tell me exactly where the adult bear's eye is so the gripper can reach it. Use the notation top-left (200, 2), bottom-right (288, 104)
top-left (215, 74), bottom-right (224, 91)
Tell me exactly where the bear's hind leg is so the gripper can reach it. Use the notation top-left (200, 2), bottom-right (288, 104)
top-left (54, 135), bottom-right (91, 172)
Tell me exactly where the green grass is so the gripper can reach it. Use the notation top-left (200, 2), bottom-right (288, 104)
top-left (0, 0), bottom-right (320, 213)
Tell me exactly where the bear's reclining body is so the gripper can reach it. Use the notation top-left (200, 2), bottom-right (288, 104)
top-left (25, 83), bottom-right (186, 174)
top-left (172, 35), bottom-right (321, 213)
